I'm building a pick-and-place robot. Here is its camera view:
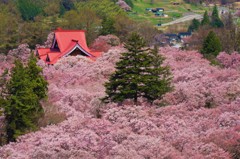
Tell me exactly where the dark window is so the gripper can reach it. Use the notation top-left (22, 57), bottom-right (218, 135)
top-left (46, 55), bottom-right (50, 62)
top-left (54, 42), bottom-right (59, 49)
top-left (70, 48), bottom-right (88, 57)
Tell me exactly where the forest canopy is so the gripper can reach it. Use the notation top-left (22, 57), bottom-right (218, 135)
top-left (0, 0), bottom-right (157, 54)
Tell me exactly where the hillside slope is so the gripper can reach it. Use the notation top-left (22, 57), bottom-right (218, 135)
top-left (128, 0), bottom-right (205, 25)
top-left (0, 47), bottom-right (239, 158)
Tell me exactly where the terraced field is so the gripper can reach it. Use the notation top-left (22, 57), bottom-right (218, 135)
top-left (128, 0), bottom-right (206, 27)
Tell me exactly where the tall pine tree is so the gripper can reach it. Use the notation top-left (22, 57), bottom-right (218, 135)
top-left (17, 0), bottom-right (42, 21)
top-left (188, 19), bottom-right (200, 32)
top-left (100, 17), bottom-right (116, 35)
top-left (143, 46), bottom-right (172, 104)
top-left (201, 11), bottom-right (210, 26)
top-left (211, 5), bottom-right (224, 28)
top-left (2, 55), bottom-right (47, 142)
top-left (201, 31), bottom-right (222, 57)
top-left (26, 53), bottom-right (48, 100)
top-left (102, 33), bottom-right (172, 104)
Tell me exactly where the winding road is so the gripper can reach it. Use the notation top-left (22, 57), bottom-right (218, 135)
top-left (161, 14), bottom-right (203, 26)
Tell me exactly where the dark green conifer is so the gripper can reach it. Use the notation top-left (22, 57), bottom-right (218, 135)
top-left (102, 33), bottom-right (172, 104)
top-left (26, 53), bottom-right (48, 100)
top-left (143, 46), bottom-right (173, 104)
top-left (201, 11), bottom-right (210, 26)
top-left (201, 31), bottom-right (222, 57)
top-left (188, 19), bottom-right (200, 32)
top-left (17, 0), bottom-right (42, 21)
top-left (211, 5), bottom-right (224, 28)
top-left (100, 17), bottom-right (116, 35)
top-left (2, 55), bottom-right (47, 142)
top-left (4, 60), bottom-right (38, 142)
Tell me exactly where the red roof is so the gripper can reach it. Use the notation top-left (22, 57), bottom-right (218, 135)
top-left (37, 28), bottom-right (102, 64)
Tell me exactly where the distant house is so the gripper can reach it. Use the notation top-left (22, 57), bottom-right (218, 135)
top-left (155, 33), bottom-right (189, 48)
top-left (151, 8), bottom-right (158, 13)
top-left (178, 32), bottom-right (192, 39)
top-left (156, 8), bottom-right (164, 12)
top-left (146, 8), bottom-right (152, 11)
top-left (36, 28), bottom-right (101, 64)
top-left (165, 34), bottom-right (180, 41)
top-left (152, 8), bottom-right (164, 13)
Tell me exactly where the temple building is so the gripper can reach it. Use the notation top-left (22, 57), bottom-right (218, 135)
top-left (36, 28), bottom-right (101, 64)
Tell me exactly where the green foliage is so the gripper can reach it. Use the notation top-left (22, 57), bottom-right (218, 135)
top-left (0, 11), bottom-right (19, 54)
top-left (1, 55), bottom-right (47, 142)
top-left (59, 0), bottom-right (75, 16)
top-left (0, 0), bottom-right (157, 53)
top-left (61, 0), bottom-right (75, 11)
top-left (188, 18), bottom-right (200, 32)
top-left (201, 31), bottom-right (222, 57)
top-left (20, 19), bottom-right (52, 49)
top-left (201, 11), bottom-right (210, 26)
top-left (61, 9), bottom-right (101, 44)
top-left (211, 5), bottom-right (224, 28)
top-left (212, 5), bottom-right (219, 19)
top-left (26, 53), bottom-right (48, 100)
top-left (75, 0), bottom-right (126, 19)
top-left (17, 0), bottom-right (43, 21)
top-left (125, 0), bottom-right (134, 8)
top-left (102, 33), bottom-right (172, 104)
top-left (142, 46), bottom-right (173, 103)
top-left (100, 17), bottom-right (116, 35)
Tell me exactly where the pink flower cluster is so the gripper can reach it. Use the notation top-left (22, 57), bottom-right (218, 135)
top-left (0, 47), bottom-right (239, 158)
top-left (90, 35), bottom-right (121, 52)
top-left (0, 44), bottom-right (31, 74)
top-left (36, 32), bottom-right (54, 49)
top-left (217, 52), bottom-right (240, 70)
top-left (116, 0), bottom-right (131, 11)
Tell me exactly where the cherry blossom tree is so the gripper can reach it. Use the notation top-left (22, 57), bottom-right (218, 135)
top-left (0, 46), bottom-right (239, 159)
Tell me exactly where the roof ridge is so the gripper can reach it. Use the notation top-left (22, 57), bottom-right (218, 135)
top-left (55, 30), bottom-right (86, 32)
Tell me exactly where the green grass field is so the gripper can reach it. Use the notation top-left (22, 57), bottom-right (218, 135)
top-left (128, 0), bottom-right (205, 27)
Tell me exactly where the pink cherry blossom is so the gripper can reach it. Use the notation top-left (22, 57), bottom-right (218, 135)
top-left (0, 46), bottom-right (239, 159)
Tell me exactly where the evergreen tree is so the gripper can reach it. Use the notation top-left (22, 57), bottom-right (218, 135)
top-left (100, 17), bottom-right (116, 35)
top-left (26, 53), bottom-right (48, 100)
top-left (201, 11), bottom-right (210, 26)
top-left (211, 5), bottom-right (224, 28)
top-left (2, 57), bottom-right (47, 142)
top-left (201, 31), bottom-right (222, 57)
top-left (188, 19), bottom-right (200, 32)
top-left (60, 0), bottom-right (75, 15)
top-left (143, 46), bottom-right (173, 104)
top-left (17, 0), bottom-right (42, 21)
top-left (102, 33), bottom-right (172, 104)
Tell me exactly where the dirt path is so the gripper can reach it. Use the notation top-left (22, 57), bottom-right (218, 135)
top-left (161, 13), bottom-right (203, 26)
